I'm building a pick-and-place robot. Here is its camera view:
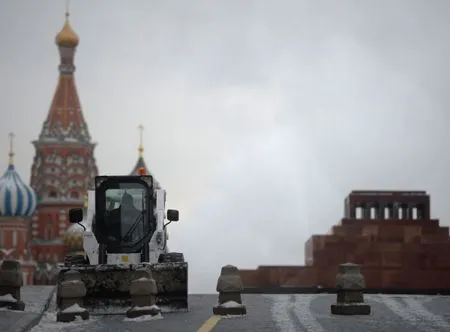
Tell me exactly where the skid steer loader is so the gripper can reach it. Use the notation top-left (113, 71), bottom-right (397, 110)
top-left (57, 172), bottom-right (188, 314)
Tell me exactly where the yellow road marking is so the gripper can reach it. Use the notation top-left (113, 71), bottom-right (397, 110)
top-left (197, 315), bottom-right (222, 332)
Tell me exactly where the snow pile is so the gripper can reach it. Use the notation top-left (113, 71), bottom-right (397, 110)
top-left (62, 303), bottom-right (86, 314)
top-left (219, 301), bottom-right (244, 308)
top-left (135, 277), bottom-right (150, 281)
top-left (30, 312), bottom-right (95, 332)
top-left (124, 305), bottom-right (163, 322)
top-left (0, 294), bottom-right (20, 311)
top-left (0, 294), bottom-right (17, 303)
top-left (30, 292), bottom-right (95, 332)
top-left (215, 301), bottom-right (247, 319)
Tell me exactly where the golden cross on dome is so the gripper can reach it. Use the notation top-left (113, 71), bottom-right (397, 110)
top-left (138, 124), bottom-right (144, 158)
top-left (8, 132), bottom-right (15, 165)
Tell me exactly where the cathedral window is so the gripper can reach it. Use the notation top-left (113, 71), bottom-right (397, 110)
top-left (45, 152), bottom-right (57, 163)
top-left (46, 224), bottom-right (53, 240)
top-left (70, 191), bottom-right (79, 199)
top-left (49, 191), bottom-right (57, 198)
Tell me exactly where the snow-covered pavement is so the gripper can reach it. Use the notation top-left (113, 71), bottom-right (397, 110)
top-left (260, 294), bottom-right (450, 332)
top-left (0, 286), bottom-right (54, 332)
top-left (2, 287), bottom-right (450, 332)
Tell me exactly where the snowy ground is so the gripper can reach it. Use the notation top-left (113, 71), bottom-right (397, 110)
top-left (21, 286), bottom-right (56, 313)
top-left (4, 288), bottom-right (450, 332)
top-left (215, 294), bottom-right (450, 332)
top-left (0, 286), bottom-right (55, 332)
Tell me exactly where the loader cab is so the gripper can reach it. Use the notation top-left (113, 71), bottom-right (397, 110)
top-left (92, 175), bottom-right (157, 263)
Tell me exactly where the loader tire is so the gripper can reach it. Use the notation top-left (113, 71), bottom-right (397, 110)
top-left (158, 252), bottom-right (185, 263)
top-left (64, 254), bottom-right (88, 267)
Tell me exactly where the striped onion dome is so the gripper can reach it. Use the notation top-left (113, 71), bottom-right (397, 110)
top-left (0, 163), bottom-right (37, 217)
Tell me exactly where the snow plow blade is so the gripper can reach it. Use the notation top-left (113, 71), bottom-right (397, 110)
top-left (57, 262), bottom-right (188, 314)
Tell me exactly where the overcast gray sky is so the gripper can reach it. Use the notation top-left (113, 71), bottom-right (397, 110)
top-left (1, 0), bottom-right (450, 293)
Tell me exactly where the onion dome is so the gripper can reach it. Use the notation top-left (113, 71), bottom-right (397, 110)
top-left (55, 12), bottom-right (79, 48)
top-left (0, 133), bottom-right (37, 217)
top-left (64, 192), bottom-right (88, 253)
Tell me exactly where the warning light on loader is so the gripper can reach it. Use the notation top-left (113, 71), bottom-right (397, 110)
top-left (138, 167), bottom-right (146, 176)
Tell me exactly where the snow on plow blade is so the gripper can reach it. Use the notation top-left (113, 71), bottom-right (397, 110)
top-left (57, 262), bottom-right (188, 314)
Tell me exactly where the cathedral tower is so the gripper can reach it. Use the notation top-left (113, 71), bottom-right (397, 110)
top-left (130, 125), bottom-right (160, 189)
top-left (29, 12), bottom-right (98, 282)
top-left (0, 133), bottom-right (37, 285)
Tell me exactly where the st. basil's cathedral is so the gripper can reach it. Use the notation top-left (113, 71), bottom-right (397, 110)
top-left (0, 13), bottom-right (153, 285)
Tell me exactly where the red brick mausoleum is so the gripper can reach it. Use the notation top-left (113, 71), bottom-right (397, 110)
top-left (239, 190), bottom-right (450, 292)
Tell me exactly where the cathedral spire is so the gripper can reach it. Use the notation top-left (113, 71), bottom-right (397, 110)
top-left (129, 125), bottom-right (161, 188)
top-left (55, 9), bottom-right (79, 75)
top-left (8, 132), bottom-right (14, 166)
top-left (138, 124), bottom-right (144, 158)
top-left (36, 7), bottom-right (92, 143)
top-left (55, 1), bottom-right (79, 51)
